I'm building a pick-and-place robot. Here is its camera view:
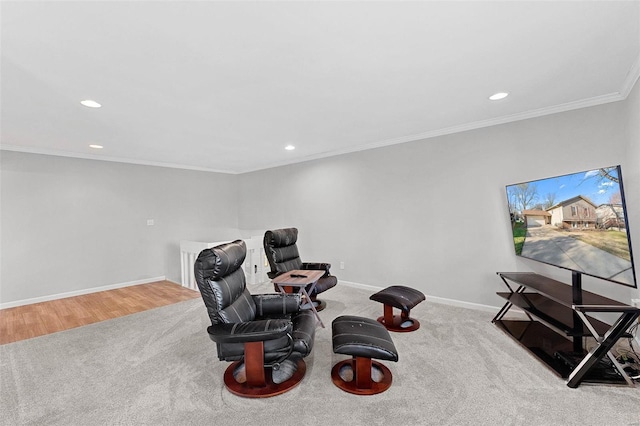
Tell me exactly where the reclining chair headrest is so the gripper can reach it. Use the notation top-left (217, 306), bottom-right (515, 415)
top-left (195, 239), bottom-right (247, 281)
top-left (264, 228), bottom-right (298, 248)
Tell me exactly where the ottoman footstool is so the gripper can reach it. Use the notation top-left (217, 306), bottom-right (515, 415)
top-left (331, 315), bottom-right (398, 395)
top-left (369, 285), bottom-right (426, 332)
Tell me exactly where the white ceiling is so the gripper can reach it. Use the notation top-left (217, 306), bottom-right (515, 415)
top-left (2, 1), bottom-right (639, 174)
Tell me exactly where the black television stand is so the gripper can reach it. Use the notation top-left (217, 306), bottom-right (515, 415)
top-left (493, 272), bottom-right (640, 388)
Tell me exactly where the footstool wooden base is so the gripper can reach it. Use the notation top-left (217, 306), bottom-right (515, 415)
top-left (370, 285), bottom-right (426, 332)
top-left (331, 315), bottom-right (398, 395)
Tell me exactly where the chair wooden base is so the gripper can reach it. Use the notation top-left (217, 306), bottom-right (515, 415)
top-left (377, 304), bottom-right (420, 332)
top-left (222, 341), bottom-right (306, 398)
top-left (331, 357), bottom-right (393, 395)
top-left (223, 358), bottom-right (306, 398)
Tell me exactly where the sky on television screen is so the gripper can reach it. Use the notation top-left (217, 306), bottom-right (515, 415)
top-left (511, 166), bottom-right (621, 207)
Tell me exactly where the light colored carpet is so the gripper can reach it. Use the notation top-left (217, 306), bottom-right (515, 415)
top-left (2, 282), bottom-right (639, 426)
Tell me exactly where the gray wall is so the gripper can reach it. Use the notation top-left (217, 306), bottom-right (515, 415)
top-left (0, 152), bottom-right (239, 303)
top-left (2, 83), bottom-right (639, 307)
top-left (624, 76), bottom-right (640, 304)
top-left (238, 84), bottom-right (640, 307)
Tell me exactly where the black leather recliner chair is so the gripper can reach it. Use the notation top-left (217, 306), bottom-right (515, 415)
top-left (263, 228), bottom-right (338, 311)
top-left (194, 239), bottom-right (316, 398)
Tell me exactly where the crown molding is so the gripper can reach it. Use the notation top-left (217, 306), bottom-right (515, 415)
top-left (620, 54), bottom-right (640, 99)
top-left (0, 144), bottom-right (237, 174)
top-left (242, 59), bottom-right (640, 174)
top-left (4, 68), bottom-right (637, 176)
top-left (237, 91), bottom-right (628, 174)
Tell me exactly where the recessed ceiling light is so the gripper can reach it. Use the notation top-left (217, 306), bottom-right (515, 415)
top-left (81, 99), bottom-right (102, 108)
top-left (285, 145), bottom-right (295, 151)
top-left (89, 144), bottom-right (103, 149)
top-left (489, 92), bottom-right (509, 101)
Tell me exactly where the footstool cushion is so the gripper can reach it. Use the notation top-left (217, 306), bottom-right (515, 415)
top-left (369, 285), bottom-right (425, 312)
top-left (332, 315), bottom-right (399, 361)
top-left (331, 315), bottom-right (398, 395)
top-left (369, 285), bottom-right (426, 332)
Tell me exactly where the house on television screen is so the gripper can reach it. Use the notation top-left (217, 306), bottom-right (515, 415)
top-left (546, 195), bottom-right (597, 229)
top-left (596, 203), bottom-right (626, 230)
top-left (522, 209), bottom-right (551, 227)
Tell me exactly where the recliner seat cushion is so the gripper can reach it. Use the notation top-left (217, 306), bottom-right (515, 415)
top-left (212, 310), bottom-right (316, 362)
top-left (314, 275), bottom-right (338, 294)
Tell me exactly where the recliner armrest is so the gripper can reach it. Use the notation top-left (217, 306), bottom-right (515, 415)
top-left (301, 262), bottom-right (331, 276)
top-left (252, 293), bottom-right (301, 317)
top-left (207, 319), bottom-right (292, 344)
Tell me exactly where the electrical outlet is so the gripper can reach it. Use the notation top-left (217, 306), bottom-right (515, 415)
top-left (146, 219), bottom-right (154, 226)
top-left (340, 261), bottom-right (345, 270)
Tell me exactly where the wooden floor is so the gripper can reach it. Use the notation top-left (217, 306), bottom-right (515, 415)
top-left (0, 281), bottom-right (200, 345)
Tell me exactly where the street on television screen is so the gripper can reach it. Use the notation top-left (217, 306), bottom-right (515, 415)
top-left (505, 165), bottom-right (637, 288)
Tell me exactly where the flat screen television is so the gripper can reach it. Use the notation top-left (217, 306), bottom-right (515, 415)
top-left (506, 165), bottom-right (637, 288)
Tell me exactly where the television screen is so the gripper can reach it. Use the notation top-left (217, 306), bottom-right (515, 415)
top-left (506, 165), bottom-right (637, 288)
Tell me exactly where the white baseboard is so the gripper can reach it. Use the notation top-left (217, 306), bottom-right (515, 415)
top-left (340, 281), bottom-right (639, 342)
top-left (426, 295), bottom-right (502, 313)
top-left (340, 280), bottom-right (501, 313)
top-left (0, 276), bottom-right (166, 309)
top-left (339, 280), bottom-right (385, 292)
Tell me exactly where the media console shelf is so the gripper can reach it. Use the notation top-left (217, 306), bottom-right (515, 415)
top-left (493, 272), bottom-right (640, 388)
